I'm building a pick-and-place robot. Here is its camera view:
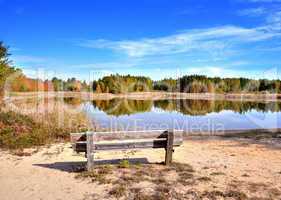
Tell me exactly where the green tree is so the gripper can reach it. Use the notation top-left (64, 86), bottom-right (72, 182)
top-left (51, 77), bottom-right (63, 91)
top-left (0, 42), bottom-right (16, 97)
top-left (96, 84), bottom-right (102, 93)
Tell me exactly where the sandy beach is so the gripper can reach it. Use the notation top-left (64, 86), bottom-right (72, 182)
top-left (0, 138), bottom-right (280, 200)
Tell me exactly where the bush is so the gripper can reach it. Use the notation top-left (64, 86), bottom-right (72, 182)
top-left (0, 110), bottom-right (87, 149)
top-left (118, 160), bottom-right (130, 168)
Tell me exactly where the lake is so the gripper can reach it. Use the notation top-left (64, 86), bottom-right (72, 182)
top-left (62, 98), bottom-right (281, 132)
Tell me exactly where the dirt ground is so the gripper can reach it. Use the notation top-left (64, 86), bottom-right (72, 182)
top-left (0, 139), bottom-right (280, 200)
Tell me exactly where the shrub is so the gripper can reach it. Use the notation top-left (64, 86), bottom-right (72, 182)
top-left (118, 159), bottom-right (130, 168)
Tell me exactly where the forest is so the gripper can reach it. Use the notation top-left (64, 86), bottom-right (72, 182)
top-left (92, 74), bottom-right (281, 94)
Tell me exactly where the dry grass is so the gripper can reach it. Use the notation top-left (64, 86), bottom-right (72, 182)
top-left (75, 162), bottom-right (202, 199)
top-left (74, 160), bottom-right (281, 199)
top-left (0, 98), bottom-right (92, 150)
top-left (109, 185), bottom-right (127, 198)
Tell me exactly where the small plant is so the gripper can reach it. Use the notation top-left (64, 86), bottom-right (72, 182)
top-left (210, 172), bottom-right (226, 176)
top-left (154, 185), bottom-right (172, 199)
top-left (134, 161), bottom-right (142, 169)
top-left (75, 168), bottom-right (111, 184)
top-left (201, 190), bottom-right (225, 199)
top-left (97, 165), bottom-right (112, 175)
top-left (109, 185), bottom-right (127, 198)
top-left (152, 177), bottom-right (167, 185)
top-left (118, 159), bottom-right (130, 168)
top-left (132, 192), bottom-right (154, 200)
top-left (224, 190), bottom-right (248, 200)
top-left (170, 162), bottom-right (195, 173)
top-left (241, 173), bottom-right (250, 177)
top-left (197, 176), bottom-right (212, 182)
top-left (177, 172), bottom-right (196, 186)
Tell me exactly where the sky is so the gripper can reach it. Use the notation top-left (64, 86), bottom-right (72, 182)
top-left (1, 0), bottom-right (281, 81)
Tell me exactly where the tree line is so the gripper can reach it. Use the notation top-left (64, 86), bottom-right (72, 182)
top-left (92, 74), bottom-right (281, 94)
top-left (92, 74), bottom-right (153, 94)
top-left (0, 42), bottom-right (90, 96)
top-left (1, 41), bottom-right (281, 96)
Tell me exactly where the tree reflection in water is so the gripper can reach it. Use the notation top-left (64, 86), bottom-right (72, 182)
top-left (90, 99), bottom-right (281, 116)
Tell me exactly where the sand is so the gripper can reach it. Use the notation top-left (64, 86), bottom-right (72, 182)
top-left (0, 139), bottom-right (280, 200)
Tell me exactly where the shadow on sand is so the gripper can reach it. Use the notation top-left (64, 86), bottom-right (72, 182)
top-left (33, 158), bottom-right (150, 172)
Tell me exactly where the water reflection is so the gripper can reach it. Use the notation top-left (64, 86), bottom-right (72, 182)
top-left (91, 99), bottom-right (153, 116)
top-left (61, 98), bottom-right (281, 131)
top-left (89, 98), bottom-right (281, 116)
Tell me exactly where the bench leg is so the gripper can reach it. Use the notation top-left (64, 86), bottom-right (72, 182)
top-left (165, 131), bottom-right (174, 165)
top-left (87, 152), bottom-right (94, 171)
top-left (87, 133), bottom-right (94, 171)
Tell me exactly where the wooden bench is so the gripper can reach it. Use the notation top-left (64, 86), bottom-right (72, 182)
top-left (70, 130), bottom-right (183, 171)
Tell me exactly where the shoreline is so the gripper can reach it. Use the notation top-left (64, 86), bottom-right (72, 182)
top-left (4, 91), bottom-right (281, 102)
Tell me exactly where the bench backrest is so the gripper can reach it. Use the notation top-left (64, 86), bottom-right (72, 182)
top-left (71, 130), bottom-right (183, 153)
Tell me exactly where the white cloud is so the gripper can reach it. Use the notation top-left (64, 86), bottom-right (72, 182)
top-left (247, 0), bottom-right (281, 2)
top-left (239, 0), bottom-right (281, 30)
top-left (266, 10), bottom-right (281, 30)
top-left (182, 66), bottom-right (277, 79)
top-left (11, 55), bottom-right (47, 64)
top-left (78, 25), bottom-right (280, 58)
top-left (67, 61), bottom-right (138, 70)
top-left (238, 7), bottom-right (266, 16)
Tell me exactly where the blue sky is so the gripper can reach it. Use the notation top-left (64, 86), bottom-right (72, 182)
top-left (1, 0), bottom-right (281, 81)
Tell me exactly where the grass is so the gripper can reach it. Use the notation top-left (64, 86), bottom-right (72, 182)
top-left (197, 176), bottom-right (212, 182)
top-left (210, 171), bottom-right (226, 176)
top-left (75, 166), bottom-right (112, 184)
top-left (201, 190), bottom-right (225, 199)
top-left (0, 104), bottom-right (91, 150)
top-left (76, 162), bottom-right (196, 199)
top-left (118, 159), bottom-right (130, 168)
top-left (109, 185), bottom-right (127, 198)
top-left (170, 162), bottom-right (195, 173)
top-left (224, 190), bottom-right (248, 200)
top-left (177, 170), bottom-right (195, 186)
top-left (0, 111), bottom-right (50, 149)
top-left (74, 162), bottom-right (280, 200)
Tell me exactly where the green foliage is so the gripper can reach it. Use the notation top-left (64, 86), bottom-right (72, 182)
top-left (92, 74), bottom-right (153, 94)
top-left (0, 42), bottom-right (16, 97)
top-left (118, 159), bottom-right (130, 168)
top-left (51, 77), bottom-right (90, 92)
top-left (174, 75), bottom-right (281, 93)
top-left (153, 78), bottom-right (178, 92)
top-left (51, 77), bottom-right (63, 91)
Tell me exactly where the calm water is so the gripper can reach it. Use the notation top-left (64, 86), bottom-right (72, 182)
top-left (65, 98), bottom-right (281, 132)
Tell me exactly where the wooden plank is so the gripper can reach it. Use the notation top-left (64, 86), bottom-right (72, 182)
top-left (165, 131), bottom-right (174, 165)
top-left (71, 128), bottom-right (281, 141)
top-left (72, 128), bottom-right (281, 141)
top-left (70, 129), bottom-right (183, 143)
top-left (74, 138), bottom-right (182, 153)
top-left (87, 132), bottom-right (94, 171)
